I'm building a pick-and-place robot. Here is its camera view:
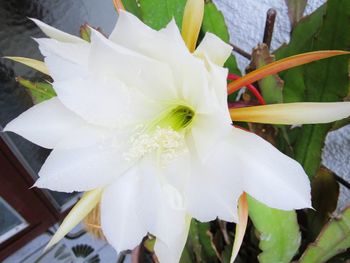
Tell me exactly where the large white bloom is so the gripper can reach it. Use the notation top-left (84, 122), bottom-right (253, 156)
top-left (4, 10), bottom-right (318, 262)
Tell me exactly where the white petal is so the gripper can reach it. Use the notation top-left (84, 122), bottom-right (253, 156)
top-left (230, 102), bottom-right (350, 125)
top-left (179, 59), bottom-right (211, 110)
top-left (53, 76), bottom-right (164, 128)
top-left (3, 97), bottom-right (85, 149)
top-left (162, 151), bottom-right (190, 192)
top-left (110, 11), bottom-right (193, 91)
top-left (56, 124), bottom-right (116, 149)
top-left (89, 28), bottom-right (177, 101)
top-left (52, 76), bottom-right (134, 127)
top-left (231, 128), bottom-right (312, 210)
top-left (35, 38), bottom-right (89, 65)
top-left (194, 32), bottom-right (232, 66)
top-left (109, 10), bottom-right (157, 46)
top-left (30, 18), bottom-right (85, 43)
top-left (206, 60), bottom-right (230, 110)
top-left (154, 215), bottom-right (191, 263)
top-left (159, 19), bottom-right (184, 44)
top-left (130, 157), bottom-right (187, 245)
top-left (190, 112), bottom-right (232, 161)
top-left (101, 156), bottom-right (187, 253)
top-left (35, 38), bottom-right (89, 81)
top-left (35, 137), bottom-right (130, 192)
top-left (185, 134), bottom-right (244, 222)
top-left (101, 172), bottom-right (147, 252)
top-left (37, 36), bottom-right (153, 127)
top-left (109, 11), bottom-right (188, 61)
top-left (110, 11), bottom-right (216, 110)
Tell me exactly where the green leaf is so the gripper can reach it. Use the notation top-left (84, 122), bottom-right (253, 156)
top-left (186, 219), bottom-right (219, 263)
top-left (300, 207), bottom-right (350, 263)
top-left (122, 0), bottom-right (142, 18)
top-left (201, 2), bottom-right (240, 76)
top-left (332, 116), bottom-right (350, 131)
top-left (275, 0), bottom-right (350, 179)
top-left (251, 44), bottom-right (283, 104)
top-left (17, 77), bottom-right (56, 104)
top-left (307, 167), bottom-right (339, 240)
top-left (275, 5), bottom-right (326, 103)
top-left (248, 196), bottom-right (301, 263)
top-left (180, 247), bottom-right (193, 263)
top-left (139, 0), bottom-right (186, 30)
top-left (79, 24), bottom-right (91, 42)
top-left (202, 2), bottom-right (229, 42)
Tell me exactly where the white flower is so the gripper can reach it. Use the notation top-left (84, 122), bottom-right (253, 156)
top-left (4, 10), bottom-right (350, 262)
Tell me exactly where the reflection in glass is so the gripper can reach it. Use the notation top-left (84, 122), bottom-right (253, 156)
top-left (0, 196), bottom-right (28, 243)
top-left (0, 0), bottom-right (116, 211)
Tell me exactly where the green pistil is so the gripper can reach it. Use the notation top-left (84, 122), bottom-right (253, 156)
top-left (152, 104), bottom-right (195, 132)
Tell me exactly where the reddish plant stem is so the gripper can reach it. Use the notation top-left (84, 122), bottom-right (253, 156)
top-left (227, 74), bottom-right (266, 105)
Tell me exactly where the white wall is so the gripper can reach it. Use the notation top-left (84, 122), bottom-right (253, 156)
top-left (213, 0), bottom-right (326, 70)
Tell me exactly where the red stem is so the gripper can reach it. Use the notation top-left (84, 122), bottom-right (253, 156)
top-left (227, 73), bottom-right (266, 105)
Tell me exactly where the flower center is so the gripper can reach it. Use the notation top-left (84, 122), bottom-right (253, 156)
top-left (154, 104), bottom-right (195, 131)
top-left (124, 104), bottom-right (195, 165)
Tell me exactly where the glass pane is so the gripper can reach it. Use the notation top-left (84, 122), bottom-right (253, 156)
top-left (0, 197), bottom-right (28, 244)
top-left (0, 0), bottom-right (117, 211)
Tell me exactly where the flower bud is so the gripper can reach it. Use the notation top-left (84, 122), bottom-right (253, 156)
top-left (181, 0), bottom-right (204, 52)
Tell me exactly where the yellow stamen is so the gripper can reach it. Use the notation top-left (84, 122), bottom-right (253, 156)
top-left (230, 102), bottom-right (350, 125)
top-left (181, 0), bottom-right (204, 52)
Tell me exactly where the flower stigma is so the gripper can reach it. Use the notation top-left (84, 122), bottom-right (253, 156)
top-left (124, 104), bottom-right (195, 166)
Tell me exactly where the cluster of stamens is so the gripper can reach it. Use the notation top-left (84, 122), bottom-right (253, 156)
top-left (124, 126), bottom-right (187, 166)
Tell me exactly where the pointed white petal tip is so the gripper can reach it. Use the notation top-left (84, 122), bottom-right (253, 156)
top-left (28, 17), bottom-right (84, 43)
top-left (4, 56), bottom-right (50, 75)
top-left (195, 32), bottom-right (232, 66)
top-left (44, 189), bottom-right (103, 250)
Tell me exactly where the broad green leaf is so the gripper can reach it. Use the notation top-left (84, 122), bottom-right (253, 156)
top-left (225, 56), bottom-right (241, 77)
top-left (202, 2), bottom-right (229, 42)
top-left (243, 44), bottom-right (299, 263)
top-left (185, 219), bottom-right (218, 262)
top-left (17, 77), bottom-right (56, 104)
top-left (332, 116), bottom-right (350, 131)
top-left (332, 81), bottom-right (350, 130)
top-left (252, 44), bottom-right (283, 104)
top-left (122, 0), bottom-right (142, 18)
top-left (139, 0), bottom-right (186, 30)
top-left (248, 196), bottom-right (301, 263)
top-left (227, 50), bottom-right (348, 95)
top-left (275, 4), bottom-right (326, 103)
top-left (285, 0), bottom-right (307, 27)
top-left (299, 207), bottom-right (350, 263)
top-left (180, 247), bottom-right (193, 263)
top-left (202, 2), bottom-right (240, 76)
top-left (201, 2), bottom-right (241, 77)
top-left (275, 0), bottom-right (350, 179)
top-left (307, 167), bottom-right (339, 240)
